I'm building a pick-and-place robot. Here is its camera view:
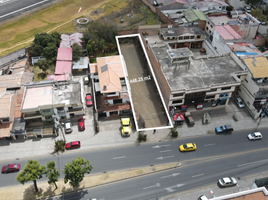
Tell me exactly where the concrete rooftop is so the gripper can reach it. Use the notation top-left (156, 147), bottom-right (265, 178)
top-left (151, 44), bottom-right (243, 92)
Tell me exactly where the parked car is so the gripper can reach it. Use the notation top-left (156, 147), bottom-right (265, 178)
top-left (198, 195), bottom-right (209, 200)
top-left (65, 141), bottom-right (81, 150)
top-left (2, 163), bottom-right (20, 174)
top-left (184, 112), bottom-right (195, 127)
top-left (215, 125), bottom-right (233, 133)
top-left (179, 143), bottom-right (196, 152)
top-left (248, 132), bottom-right (262, 140)
top-left (78, 118), bottom-right (85, 131)
top-left (244, 6), bottom-right (251, 13)
top-left (235, 97), bottom-right (245, 108)
top-left (84, 76), bottom-right (89, 85)
top-left (64, 120), bottom-right (73, 133)
top-left (86, 93), bottom-right (93, 107)
top-left (218, 177), bottom-right (237, 187)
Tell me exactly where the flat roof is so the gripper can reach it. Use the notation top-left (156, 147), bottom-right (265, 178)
top-left (22, 86), bottom-right (53, 110)
top-left (52, 82), bottom-right (82, 106)
top-left (151, 44), bottom-right (243, 92)
top-left (244, 56), bottom-right (268, 78)
top-left (0, 72), bottom-right (23, 88)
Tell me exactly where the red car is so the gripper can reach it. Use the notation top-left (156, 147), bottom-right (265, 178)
top-left (65, 141), bottom-right (81, 150)
top-left (78, 118), bottom-right (85, 131)
top-left (2, 163), bottom-right (20, 174)
top-left (86, 93), bottom-right (92, 107)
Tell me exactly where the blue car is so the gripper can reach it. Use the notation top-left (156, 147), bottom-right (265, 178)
top-left (215, 125), bottom-right (233, 133)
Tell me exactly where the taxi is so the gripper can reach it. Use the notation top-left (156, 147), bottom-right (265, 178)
top-left (179, 143), bottom-right (196, 152)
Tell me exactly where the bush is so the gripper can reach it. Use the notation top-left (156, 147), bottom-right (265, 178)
top-left (138, 132), bottom-right (147, 142)
top-left (55, 140), bottom-right (66, 152)
top-left (171, 130), bottom-right (178, 138)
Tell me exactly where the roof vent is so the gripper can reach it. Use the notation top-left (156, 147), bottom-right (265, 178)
top-left (170, 53), bottom-right (175, 57)
top-left (103, 85), bottom-right (107, 91)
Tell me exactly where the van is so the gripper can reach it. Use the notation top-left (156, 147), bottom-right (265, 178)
top-left (84, 76), bottom-right (89, 85)
top-left (184, 112), bottom-right (195, 127)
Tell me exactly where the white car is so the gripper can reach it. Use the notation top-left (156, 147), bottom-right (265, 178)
top-left (248, 132), bottom-right (262, 140)
top-left (235, 97), bottom-right (245, 108)
top-left (244, 6), bottom-right (251, 13)
top-left (198, 195), bottom-right (209, 200)
top-left (218, 177), bottom-right (237, 187)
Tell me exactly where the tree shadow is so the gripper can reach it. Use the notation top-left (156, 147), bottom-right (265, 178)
top-left (22, 184), bottom-right (50, 200)
top-left (58, 186), bottom-right (88, 200)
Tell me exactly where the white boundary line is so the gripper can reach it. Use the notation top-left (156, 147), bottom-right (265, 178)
top-left (116, 34), bottom-right (173, 131)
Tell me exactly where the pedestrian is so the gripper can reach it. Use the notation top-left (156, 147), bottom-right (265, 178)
top-left (153, 129), bottom-right (156, 134)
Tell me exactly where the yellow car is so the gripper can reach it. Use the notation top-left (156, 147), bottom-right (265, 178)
top-left (179, 143), bottom-right (196, 152)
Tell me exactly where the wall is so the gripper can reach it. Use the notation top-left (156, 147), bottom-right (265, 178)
top-left (117, 30), bottom-right (139, 36)
top-left (202, 40), bottom-right (218, 55)
top-left (212, 30), bottom-right (231, 53)
top-left (253, 38), bottom-right (266, 46)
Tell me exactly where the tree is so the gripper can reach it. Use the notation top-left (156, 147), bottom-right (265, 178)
top-left (16, 160), bottom-right (46, 192)
top-left (64, 156), bottom-right (93, 187)
top-left (46, 160), bottom-right (60, 189)
top-left (35, 59), bottom-right (55, 79)
top-left (251, 8), bottom-right (267, 22)
top-left (72, 43), bottom-right (83, 62)
top-left (86, 36), bottom-right (107, 56)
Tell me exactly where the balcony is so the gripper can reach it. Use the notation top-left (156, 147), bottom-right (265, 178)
top-left (24, 113), bottom-right (42, 120)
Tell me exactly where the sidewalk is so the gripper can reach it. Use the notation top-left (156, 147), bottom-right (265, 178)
top-left (0, 99), bottom-right (267, 161)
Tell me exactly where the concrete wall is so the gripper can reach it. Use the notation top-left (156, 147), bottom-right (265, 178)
top-left (212, 30), bottom-right (231, 54)
top-left (202, 40), bottom-right (218, 55)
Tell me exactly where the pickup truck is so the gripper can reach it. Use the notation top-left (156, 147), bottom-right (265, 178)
top-left (215, 124), bottom-right (233, 133)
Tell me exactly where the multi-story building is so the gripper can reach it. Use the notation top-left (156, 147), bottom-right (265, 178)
top-left (139, 25), bottom-right (247, 112)
top-left (238, 56), bottom-right (268, 119)
top-left (21, 79), bottom-right (85, 137)
top-left (93, 55), bottom-right (131, 119)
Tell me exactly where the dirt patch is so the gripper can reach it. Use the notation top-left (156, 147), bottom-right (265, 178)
top-left (0, 163), bottom-right (178, 200)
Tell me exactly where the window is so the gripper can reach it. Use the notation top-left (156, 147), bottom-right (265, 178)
top-left (173, 93), bottom-right (183, 97)
top-left (190, 36), bottom-right (194, 39)
top-left (36, 111), bottom-right (40, 114)
top-left (179, 37), bottom-right (183, 40)
top-left (172, 99), bottom-right (183, 104)
top-left (210, 88), bottom-right (217, 92)
top-left (209, 30), bottom-right (211, 33)
top-left (206, 95), bottom-right (215, 99)
top-left (197, 35), bottom-right (201, 39)
top-left (245, 79), bottom-right (248, 83)
top-left (184, 36), bottom-right (190, 40)
top-left (167, 37), bottom-right (170, 40)
top-left (120, 77), bottom-right (125, 81)
top-left (210, 25), bottom-right (213, 28)
top-left (108, 92), bottom-right (116, 95)
top-left (206, 27), bottom-right (208, 30)
top-left (221, 87), bottom-right (231, 91)
top-left (43, 109), bottom-right (50, 113)
top-left (45, 116), bottom-right (52, 120)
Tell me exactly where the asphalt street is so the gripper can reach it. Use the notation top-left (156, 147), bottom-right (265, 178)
top-left (49, 148), bottom-right (268, 200)
top-left (0, 0), bottom-right (56, 22)
top-left (1, 128), bottom-right (268, 190)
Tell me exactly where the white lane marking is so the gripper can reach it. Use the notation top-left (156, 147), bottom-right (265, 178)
top-left (156, 155), bottom-right (174, 160)
top-left (160, 150), bottom-right (171, 153)
top-left (113, 156), bottom-right (126, 159)
top-left (161, 173), bottom-right (180, 179)
top-left (0, 0), bottom-right (50, 19)
top-left (143, 183), bottom-right (160, 190)
top-left (152, 144), bottom-right (171, 148)
top-left (192, 173), bottom-right (204, 178)
top-left (204, 143), bottom-right (216, 146)
top-left (165, 184), bottom-right (185, 192)
top-left (237, 159), bottom-right (268, 167)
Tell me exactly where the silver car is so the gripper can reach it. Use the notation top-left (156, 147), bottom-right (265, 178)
top-left (64, 120), bottom-right (73, 133)
top-left (248, 132), bottom-right (262, 140)
top-left (235, 97), bottom-right (245, 108)
top-left (218, 177), bottom-right (237, 187)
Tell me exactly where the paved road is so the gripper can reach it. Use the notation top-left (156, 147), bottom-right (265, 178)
top-left (50, 148), bottom-right (268, 200)
top-left (0, 0), bottom-right (56, 22)
top-left (1, 128), bottom-right (268, 189)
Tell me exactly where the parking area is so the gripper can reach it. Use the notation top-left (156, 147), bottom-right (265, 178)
top-left (119, 42), bottom-right (169, 129)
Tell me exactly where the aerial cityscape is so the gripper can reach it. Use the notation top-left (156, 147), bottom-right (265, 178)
top-left (0, 0), bottom-right (268, 199)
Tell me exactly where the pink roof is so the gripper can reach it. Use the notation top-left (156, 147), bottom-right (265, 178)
top-left (55, 61), bottom-right (72, 75)
top-left (57, 48), bottom-right (72, 61)
top-left (47, 74), bottom-right (69, 81)
top-left (22, 86), bottom-right (53, 109)
top-left (215, 25), bottom-right (242, 40)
